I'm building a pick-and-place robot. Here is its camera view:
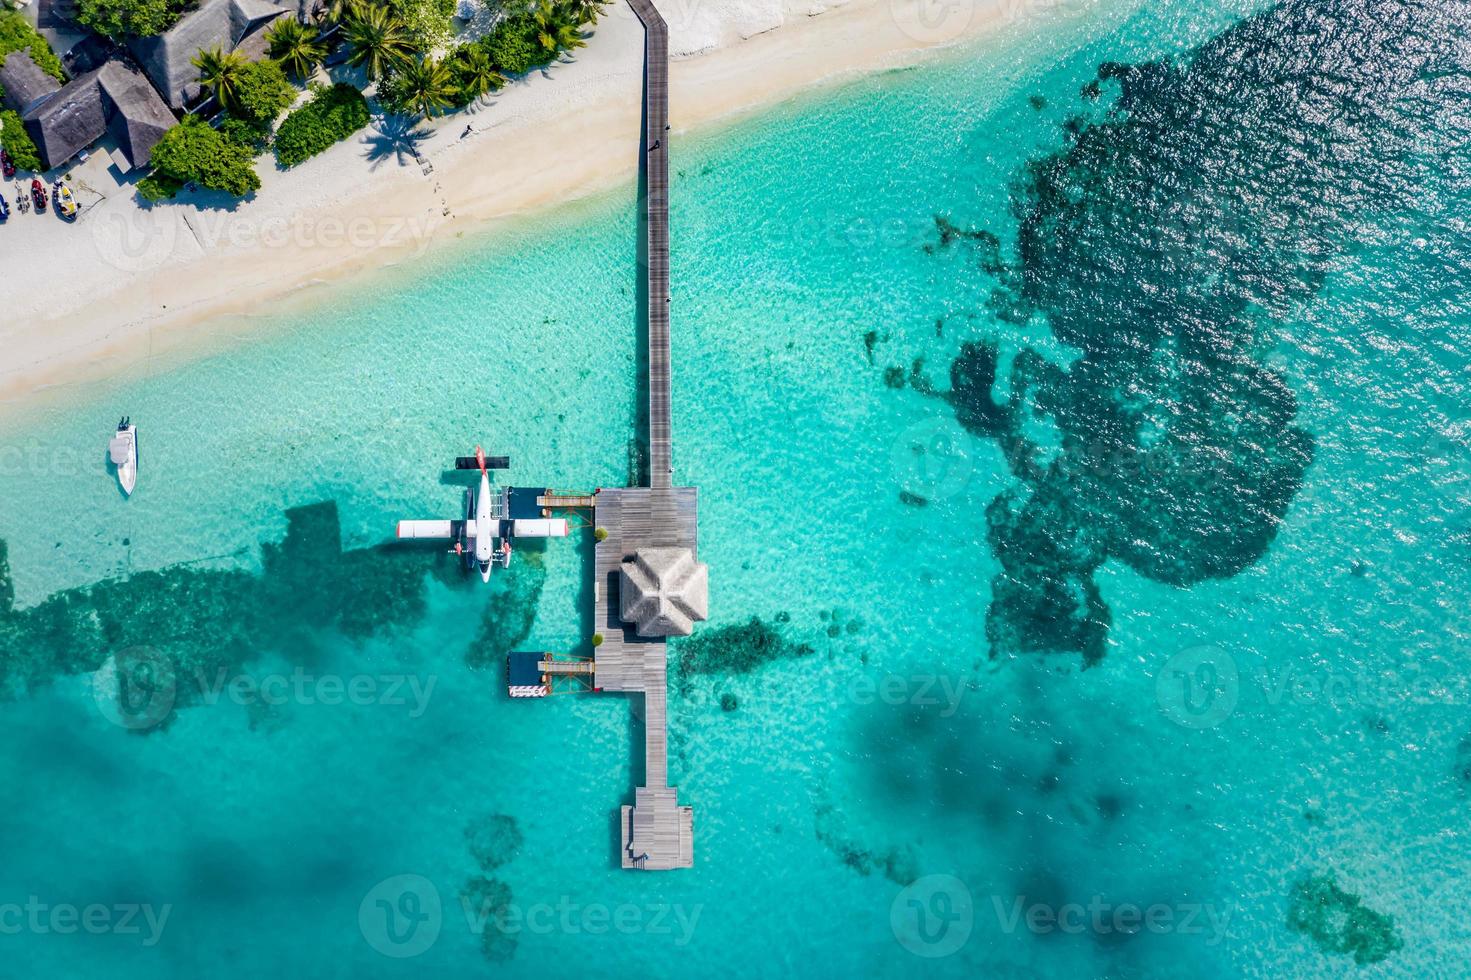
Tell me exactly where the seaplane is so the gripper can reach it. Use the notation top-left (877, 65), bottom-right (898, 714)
top-left (395, 447), bottom-right (568, 583)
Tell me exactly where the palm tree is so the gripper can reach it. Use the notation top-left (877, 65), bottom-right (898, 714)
top-left (267, 19), bottom-right (327, 79)
top-left (395, 56), bottom-right (455, 119)
top-left (452, 46), bottom-right (506, 101)
top-left (191, 47), bottom-right (249, 111)
top-left (563, 0), bottom-right (609, 26)
top-left (344, 5), bottom-right (414, 81)
top-left (319, 0), bottom-right (364, 25)
top-left (531, 0), bottom-right (584, 56)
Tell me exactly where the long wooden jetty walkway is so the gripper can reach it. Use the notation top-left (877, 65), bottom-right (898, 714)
top-left (637, 0), bottom-right (674, 490)
top-left (596, 0), bottom-right (699, 871)
top-left (514, 0), bottom-right (701, 872)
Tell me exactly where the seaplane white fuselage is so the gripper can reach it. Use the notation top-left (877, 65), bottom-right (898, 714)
top-left (396, 449), bottom-right (567, 584)
top-left (471, 469), bottom-right (498, 581)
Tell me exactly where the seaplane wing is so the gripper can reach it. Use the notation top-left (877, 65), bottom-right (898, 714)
top-left (395, 520), bottom-right (466, 539)
top-left (394, 447), bottom-right (569, 584)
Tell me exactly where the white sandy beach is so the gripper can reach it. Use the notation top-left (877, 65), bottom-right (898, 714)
top-left (0, 0), bottom-right (1051, 406)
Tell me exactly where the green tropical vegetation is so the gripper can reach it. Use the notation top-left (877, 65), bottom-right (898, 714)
top-left (389, 0), bottom-right (457, 51)
top-left (0, 10), bottom-right (65, 80)
top-left (376, 55), bottom-right (455, 119)
top-left (191, 47), bottom-right (249, 111)
top-left (230, 59), bottom-right (295, 124)
top-left (70, 0), bottom-right (617, 205)
top-left (530, 0), bottom-right (585, 57)
top-left (319, 0), bottom-right (363, 25)
top-left (141, 116), bottom-right (261, 200)
top-left (480, 13), bottom-right (540, 74)
top-left (273, 83), bottom-right (370, 167)
top-left (447, 45), bottom-right (505, 106)
top-left (0, 108), bottom-right (40, 171)
top-left (266, 18), bottom-right (327, 80)
top-left (74, 0), bottom-right (185, 40)
top-left (343, 4), bottom-right (415, 80)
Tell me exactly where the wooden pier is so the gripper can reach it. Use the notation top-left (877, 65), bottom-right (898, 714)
top-left (636, 0), bottom-right (674, 490)
top-left (518, 0), bottom-right (700, 872)
top-left (604, 0), bottom-right (697, 871)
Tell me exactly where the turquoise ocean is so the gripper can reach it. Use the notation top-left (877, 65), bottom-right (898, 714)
top-left (3, 0), bottom-right (1470, 974)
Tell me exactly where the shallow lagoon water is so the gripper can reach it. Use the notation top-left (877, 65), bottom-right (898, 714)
top-left (3, 0), bottom-right (1471, 975)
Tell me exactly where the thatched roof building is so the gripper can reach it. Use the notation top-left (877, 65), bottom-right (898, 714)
top-left (619, 548), bottom-right (709, 637)
top-left (0, 50), bottom-right (62, 115)
top-left (2, 52), bottom-right (175, 172)
top-left (129, 0), bottom-right (291, 110)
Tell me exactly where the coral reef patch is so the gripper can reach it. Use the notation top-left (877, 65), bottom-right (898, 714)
top-left (1286, 874), bottom-right (1402, 966)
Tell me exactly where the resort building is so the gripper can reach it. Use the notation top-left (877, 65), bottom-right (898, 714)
top-left (128, 0), bottom-right (293, 110)
top-left (0, 51), bottom-right (174, 172)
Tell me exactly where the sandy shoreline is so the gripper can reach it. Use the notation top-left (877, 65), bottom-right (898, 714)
top-left (0, 0), bottom-right (1029, 409)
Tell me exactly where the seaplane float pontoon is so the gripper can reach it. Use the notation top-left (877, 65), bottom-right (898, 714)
top-left (395, 447), bottom-right (569, 582)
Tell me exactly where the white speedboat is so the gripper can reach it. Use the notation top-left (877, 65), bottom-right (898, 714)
top-left (109, 418), bottom-right (137, 496)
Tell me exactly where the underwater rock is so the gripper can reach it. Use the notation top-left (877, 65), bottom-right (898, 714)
top-left (1454, 735), bottom-right (1471, 786)
top-left (985, 482), bottom-right (1109, 665)
top-left (719, 692), bottom-right (738, 712)
top-left (465, 814), bottom-right (524, 873)
top-left (899, 490), bottom-right (929, 508)
top-left (0, 541), bottom-right (12, 616)
top-left (813, 802), bottom-right (918, 886)
top-left (466, 551), bottom-right (547, 671)
top-left (948, 340), bottom-right (1009, 437)
top-left (0, 502), bottom-right (445, 717)
top-left (914, 0), bottom-right (1471, 657)
top-left (674, 616), bottom-right (814, 680)
top-left (461, 875), bottom-right (517, 963)
top-left (1286, 874), bottom-right (1402, 966)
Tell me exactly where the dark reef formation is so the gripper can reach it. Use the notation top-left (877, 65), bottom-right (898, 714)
top-left (1286, 874), bottom-right (1402, 966)
top-left (672, 615), bottom-right (815, 693)
top-left (465, 813), bottom-right (524, 873)
top-left (460, 874), bottom-right (517, 963)
top-left (465, 550), bottom-right (547, 671)
top-left (890, 0), bottom-right (1471, 661)
top-left (0, 501), bottom-right (540, 726)
top-left (814, 800), bottom-right (918, 886)
top-left (460, 812), bottom-right (523, 963)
